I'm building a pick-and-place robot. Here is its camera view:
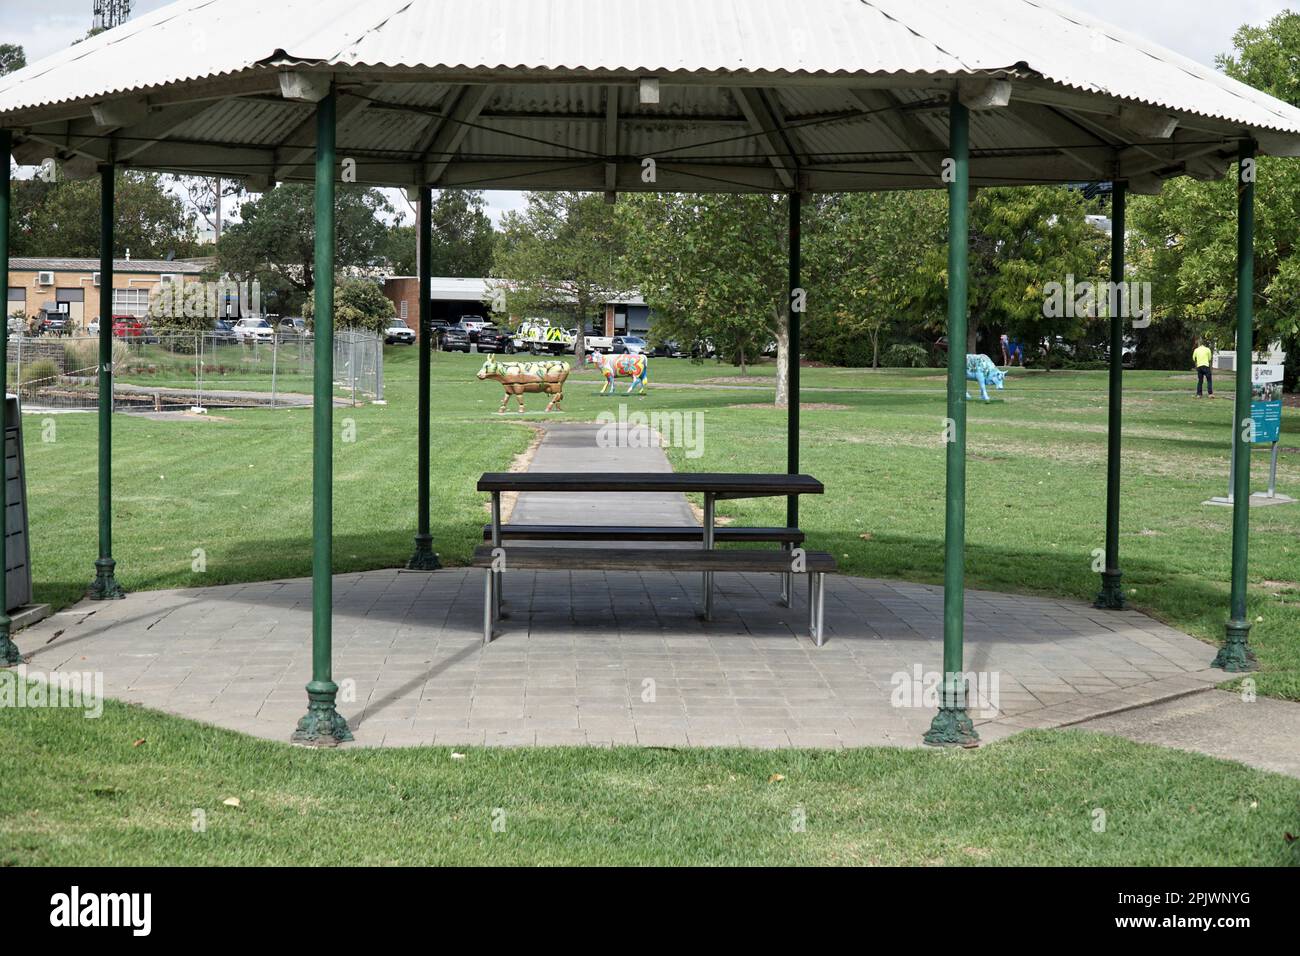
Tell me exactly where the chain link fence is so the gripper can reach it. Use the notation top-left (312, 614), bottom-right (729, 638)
top-left (6, 331), bottom-right (384, 414)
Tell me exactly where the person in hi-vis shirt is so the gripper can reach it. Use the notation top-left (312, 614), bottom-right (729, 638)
top-left (1193, 339), bottom-right (1214, 398)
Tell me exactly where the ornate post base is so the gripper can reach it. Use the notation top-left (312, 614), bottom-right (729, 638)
top-left (0, 626), bottom-right (19, 666)
top-left (291, 681), bottom-right (353, 746)
top-left (1212, 619), bottom-right (1258, 672)
top-left (924, 706), bottom-right (979, 747)
top-left (1094, 569), bottom-right (1125, 610)
top-left (87, 558), bottom-right (126, 601)
top-left (406, 534), bottom-right (441, 571)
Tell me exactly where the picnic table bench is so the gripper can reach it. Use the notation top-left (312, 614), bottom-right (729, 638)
top-left (473, 472), bottom-right (833, 645)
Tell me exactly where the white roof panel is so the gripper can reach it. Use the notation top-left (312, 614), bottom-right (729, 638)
top-left (1, 0), bottom-right (1298, 192)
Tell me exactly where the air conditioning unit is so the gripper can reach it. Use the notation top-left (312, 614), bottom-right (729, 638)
top-left (36, 271), bottom-right (54, 286)
top-left (159, 273), bottom-right (180, 285)
top-left (92, 271), bottom-right (101, 286)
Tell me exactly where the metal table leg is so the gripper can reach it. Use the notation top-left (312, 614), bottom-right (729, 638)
top-left (781, 542), bottom-right (792, 608)
top-left (703, 492), bottom-right (714, 621)
top-left (491, 491), bottom-right (504, 619)
top-left (482, 569), bottom-right (493, 643)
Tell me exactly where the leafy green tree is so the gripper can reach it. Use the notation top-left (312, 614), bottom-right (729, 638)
top-left (0, 43), bottom-right (26, 76)
top-left (9, 170), bottom-right (198, 259)
top-left (805, 191), bottom-right (946, 368)
top-left (491, 191), bottom-right (631, 363)
top-left (303, 278), bottom-right (395, 335)
top-left (1130, 11), bottom-right (1300, 378)
top-left (620, 193), bottom-right (794, 401)
top-left (915, 186), bottom-right (1106, 363)
top-left (384, 190), bottom-right (497, 277)
top-left (217, 184), bottom-right (394, 309)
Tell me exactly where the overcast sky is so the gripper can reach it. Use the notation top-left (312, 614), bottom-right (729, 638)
top-left (3, 0), bottom-right (1295, 224)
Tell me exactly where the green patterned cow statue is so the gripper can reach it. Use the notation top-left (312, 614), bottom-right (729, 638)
top-left (476, 357), bottom-right (571, 413)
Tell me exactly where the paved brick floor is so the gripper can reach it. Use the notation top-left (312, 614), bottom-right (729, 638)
top-left (12, 421), bottom-right (1224, 748)
top-left (15, 568), bottom-right (1222, 748)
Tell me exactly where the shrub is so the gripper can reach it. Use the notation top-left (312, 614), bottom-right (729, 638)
top-left (21, 359), bottom-right (58, 386)
top-left (303, 279), bottom-right (394, 335)
top-left (63, 338), bottom-right (129, 374)
top-left (883, 343), bottom-right (929, 368)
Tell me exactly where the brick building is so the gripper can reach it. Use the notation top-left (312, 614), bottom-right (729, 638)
top-left (6, 257), bottom-right (207, 331)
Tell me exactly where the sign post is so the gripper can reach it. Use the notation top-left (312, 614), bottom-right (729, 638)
top-left (1208, 363), bottom-right (1290, 506)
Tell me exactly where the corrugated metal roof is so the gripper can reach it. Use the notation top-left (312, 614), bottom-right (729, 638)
top-left (1, 0), bottom-right (1297, 192)
top-left (2, 0), bottom-right (1296, 130)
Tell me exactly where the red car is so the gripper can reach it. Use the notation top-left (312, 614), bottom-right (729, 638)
top-left (112, 315), bottom-right (147, 339)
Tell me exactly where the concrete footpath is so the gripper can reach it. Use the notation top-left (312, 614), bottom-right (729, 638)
top-left (1075, 689), bottom-right (1300, 779)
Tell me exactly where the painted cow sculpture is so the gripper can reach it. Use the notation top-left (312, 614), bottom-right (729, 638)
top-left (477, 358), bottom-right (571, 412)
top-left (965, 354), bottom-right (1007, 402)
top-left (587, 351), bottom-right (649, 395)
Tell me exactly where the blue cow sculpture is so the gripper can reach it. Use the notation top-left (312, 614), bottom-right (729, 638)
top-left (965, 354), bottom-right (1007, 402)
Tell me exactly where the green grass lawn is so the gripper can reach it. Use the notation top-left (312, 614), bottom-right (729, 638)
top-left (3, 701), bottom-right (1297, 866)
top-left (7, 346), bottom-right (1300, 866)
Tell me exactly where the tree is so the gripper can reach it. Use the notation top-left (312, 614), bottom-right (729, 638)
top-left (805, 191), bottom-right (946, 368)
top-left (303, 278), bottom-right (395, 335)
top-left (0, 43), bottom-right (25, 76)
top-left (1129, 11), bottom-right (1300, 379)
top-left (9, 170), bottom-right (199, 259)
top-left (491, 191), bottom-right (631, 364)
top-left (620, 193), bottom-right (795, 403)
top-left (384, 190), bottom-right (497, 277)
top-left (172, 175), bottom-right (245, 242)
top-left (915, 186), bottom-right (1106, 363)
top-left (217, 184), bottom-right (393, 312)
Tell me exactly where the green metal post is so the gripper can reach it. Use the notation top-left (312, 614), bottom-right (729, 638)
top-left (1215, 141), bottom-right (1259, 672)
top-left (925, 97), bottom-right (977, 746)
top-left (87, 162), bottom-right (124, 600)
top-left (407, 185), bottom-right (440, 569)
top-left (786, 190), bottom-right (801, 529)
top-left (1096, 181), bottom-right (1127, 609)
top-left (293, 88), bottom-right (352, 743)
top-left (0, 129), bottom-right (18, 664)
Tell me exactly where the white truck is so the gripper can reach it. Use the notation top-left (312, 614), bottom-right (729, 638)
top-left (509, 318), bottom-right (578, 355)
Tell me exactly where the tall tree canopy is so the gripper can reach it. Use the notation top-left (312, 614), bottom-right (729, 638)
top-left (9, 170), bottom-right (198, 259)
top-left (0, 43), bottom-right (25, 76)
top-left (805, 191), bottom-right (946, 368)
top-left (491, 191), bottom-right (631, 363)
top-left (217, 184), bottom-right (393, 312)
top-left (1130, 11), bottom-right (1300, 373)
top-left (620, 193), bottom-right (794, 401)
top-left (915, 185), bottom-right (1107, 358)
top-left (384, 190), bottom-right (496, 277)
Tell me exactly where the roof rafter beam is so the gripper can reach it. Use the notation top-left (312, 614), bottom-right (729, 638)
top-left (847, 88), bottom-right (946, 179)
top-left (419, 85), bottom-right (493, 185)
top-left (604, 85), bottom-right (620, 201)
top-left (733, 87), bottom-right (798, 190)
top-left (1000, 101), bottom-right (1111, 178)
top-left (272, 91), bottom-right (373, 180)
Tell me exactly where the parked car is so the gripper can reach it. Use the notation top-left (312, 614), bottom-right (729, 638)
top-left (112, 315), bottom-right (148, 340)
top-left (612, 335), bottom-right (648, 355)
top-left (233, 316), bottom-right (275, 343)
top-left (275, 316), bottom-right (311, 338)
top-left (455, 315), bottom-right (490, 342)
top-left (650, 340), bottom-right (688, 358)
top-left (40, 313), bottom-right (70, 337)
top-left (211, 319), bottom-right (239, 344)
top-left (384, 317), bottom-right (416, 345)
top-left (475, 325), bottom-right (512, 353)
top-left (439, 325), bottom-right (471, 352)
